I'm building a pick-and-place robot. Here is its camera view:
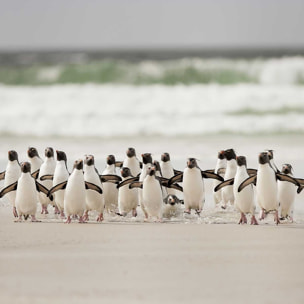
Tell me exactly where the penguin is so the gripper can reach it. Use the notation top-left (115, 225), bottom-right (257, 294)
top-left (153, 160), bottom-right (167, 198)
top-left (212, 150), bottom-right (226, 206)
top-left (102, 155), bottom-right (120, 214)
top-left (83, 155), bottom-right (104, 222)
top-left (27, 147), bottom-right (43, 179)
top-left (278, 164), bottom-right (297, 221)
top-left (162, 194), bottom-right (183, 219)
top-left (215, 156), bottom-right (258, 225)
top-left (0, 162), bottom-right (50, 222)
top-left (0, 150), bottom-right (21, 217)
top-left (122, 147), bottom-right (141, 177)
top-left (221, 149), bottom-right (237, 209)
top-left (117, 167), bottom-right (138, 217)
top-left (138, 153), bottom-right (153, 220)
top-left (169, 158), bottom-right (223, 216)
top-left (48, 159), bottom-right (103, 223)
top-left (40, 150), bottom-right (70, 218)
top-left (160, 152), bottom-right (178, 197)
top-left (131, 166), bottom-right (164, 222)
top-left (38, 147), bottom-right (56, 214)
top-left (238, 152), bottom-right (300, 225)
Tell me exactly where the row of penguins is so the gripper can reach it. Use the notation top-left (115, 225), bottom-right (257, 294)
top-left (0, 147), bottom-right (303, 225)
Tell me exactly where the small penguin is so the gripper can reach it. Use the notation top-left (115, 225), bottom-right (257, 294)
top-left (160, 152), bottom-right (178, 197)
top-left (117, 167), bottom-right (138, 217)
top-left (27, 147), bottom-right (43, 178)
top-left (0, 162), bottom-right (50, 222)
top-left (102, 155), bottom-right (120, 214)
top-left (238, 152), bottom-right (300, 225)
top-left (215, 156), bottom-right (258, 225)
top-left (38, 147), bottom-right (56, 214)
top-left (169, 158), bottom-right (223, 216)
top-left (48, 159), bottom-right (103, 223)
top-left (83, 155), bottom-right (104, 222)
top-left (40, 150), bottom-right (70, 218)
top-left (0, 150), bottom-right (21, 217)
top-left (122, 147), bottom-right (141, 177)
top-left (162, 194), bottom-right (183, 219)
top-left (278, 164), bottom-right (296, 221)
top-left (221, 149), bottom-right (237, 209)
top-left (212, 150), bottom-right (226, 206)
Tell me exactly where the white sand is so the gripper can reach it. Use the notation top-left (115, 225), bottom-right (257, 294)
top-left (1, 134), bottom-right (304, 303)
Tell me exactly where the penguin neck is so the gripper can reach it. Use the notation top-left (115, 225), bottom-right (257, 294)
top-left (7, 160), bottom-right (20, 169)
top-left (85, 165), bottom-right (96, 173)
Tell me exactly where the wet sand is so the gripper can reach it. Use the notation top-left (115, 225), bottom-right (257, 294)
top-left (0, 206), bottom-right (304, 304)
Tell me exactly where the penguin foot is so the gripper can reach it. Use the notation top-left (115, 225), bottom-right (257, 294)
top-left (31, 215), bottom-right (41, 222)
top-left (13, 207), bottom-right (18, 218)
top-left (78, 216), bottom-right (86, 223)
top-left (274, 211), bottom-right (280, 225)
top-left (14, 216), bottom-right (23, 222)
top-left (96, 213), bottom-right (104, 222)
top-left (60, 211), bottom-right (65, 219)
top-left (65, 216), bottom-right (72, 224)
top-left (238, 213), bottom-right (247, 224)
top-left (82, 212), bottom-right (89, 222)
top-left (184, 210), bottom-right (191, 214)
top-left (54, 205), bottom-right (60, 215)
top-left (250, 215), bottom-right (259, 225)
top-left (259, 209), bottom-right (265, 221)
top-left (132, 209), bottom-right (137, 217)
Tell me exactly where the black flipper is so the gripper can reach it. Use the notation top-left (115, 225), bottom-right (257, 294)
top-left (201, 170), bottom-right (224, 181)
top-left (0, 181), bottom-right (18, 198)
top-left (204, 169), bottom-right (215, 173)
top-left (85, 181), bottom-right (103, 194)
top-left (169, 183), bottom-right (183, 192)
top-left (247, 168), bottom-right (257, 176)
top-left (173, 169), bottom-right (183, 175)
top-left (117, 176), bottom-right (139, 189)
top-left (36, 181), bottom-right (53, 201)
top-left (0, 171), bottom-right (6, 180)
top-left (115, 161), bottom-right (123, 168)
top-left (214, 178), bottom-right (234, 192)
top-left (168, 172), bottom-right (183, 185)
top-left (31, 169), bottom-right (40, 179)
top-left (238, 175), bottom-right (257, 192)
top-left (129, 181), bottom-right (143, 189)
top-left (298, 186), bottom-right (304, 194)
top-left (276, 173), bottom-right (300, 187)
top-left (48, 181), bottom-right (68, 197)
top-left (217, 168), bottom-right (226, 175)
top-left (39, 174), bottom-right (54, 181)
top-left (99, 174), bottom-right (122, 183)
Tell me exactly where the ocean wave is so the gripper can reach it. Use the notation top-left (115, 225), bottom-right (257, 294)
top-left (0, 83), bottom-right (304, 137)
top-left (1, 56), bottom-right (304, 86)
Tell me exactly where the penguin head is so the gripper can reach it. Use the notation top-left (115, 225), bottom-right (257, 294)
top-left (218, 150), bottom-right (225, 160)
top-left (121, 167), bottom-right (132, 178)
top-left (45, 147), bottom-right (54, 158)
top-left (28, 147), bottom-right (40, 159)
top-left (259, 152), bottom-right (270, 165)
top-left (266, 149), bottom-right (274, 160)
top-left (164, 194), bottom-right (178, 206)
top-left (161, 152), bottom-right (170, 162)
top-left (147, 166), bottom-right (156, 176)
top-left (56, 150), bottom-right (67, 162)
top-left (85, 155), bottom-right (95, 166)
top-left (153, 160), bottom-right (161, 174)
top-left (141, 153), bottom-right (152, 165)
top-left (282, 164), bottom-right (293, 175)
top-left (224, 149), bottom-right (236, 161)
top-left (21, 162), bottom-right (31, 174)
top-left (8, 150), bottom-right (18, 162)
top-left (236, 156), bottom-right (247, 167)
top-left (106, 155), bottom-right (116, 165)
top-left (187, 158), bottom-right (198, 169)
top-left (126, 147), bottom-right (136, 158)
top-left (74, 159), bottom-right (83, 170)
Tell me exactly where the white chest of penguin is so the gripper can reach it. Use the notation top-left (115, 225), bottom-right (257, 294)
top-left (183, 168), bottom-right (204, 198)
top-left (143, 175), bottom-right (163, 215)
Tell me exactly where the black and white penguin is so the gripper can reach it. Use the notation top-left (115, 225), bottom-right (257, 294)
top-left (0, 150), bottom-right (21, 217)
top-left (122, 147), bottom-right (141, 177)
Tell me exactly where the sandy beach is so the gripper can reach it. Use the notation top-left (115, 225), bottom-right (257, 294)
top-left (0, 206), bottom-right (304, 304)
top-left (0, 134), bottom-right (304, 304)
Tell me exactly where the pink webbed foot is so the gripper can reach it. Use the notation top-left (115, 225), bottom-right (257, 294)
top-left (60, 210), bottom-right (65, 219)
top-left (83, 211), bottom-right (89, 222)
top-left (250, 215), bottom-right (259, 225)
top-left (31, 215), bottom-right (41, 222)
top-left (132, 209), bottom-right (137, 217)
top-left (14, 215), bottom-right (23, 222)
top-left (259, 209), bottom-right (265, 220)
top-left (184, 209), bottom-right (191, 214)
top-left (78, 216), bottom-right (86, 223)
top-left (274, 210), bottom-right (280, 225)
top-left (96, 213), bottom-right (104, 222)
top-left (54, 205), bottom-right (60, 214)
top-left (65, 216), bottom-right (72, 224)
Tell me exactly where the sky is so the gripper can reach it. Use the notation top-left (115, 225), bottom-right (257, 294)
top-left (0, 0), bottom-right (304, 51)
